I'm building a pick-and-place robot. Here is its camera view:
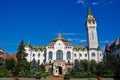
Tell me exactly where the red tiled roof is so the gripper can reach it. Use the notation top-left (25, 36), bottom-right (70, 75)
top-left (2, 53), bottom-right (17, 61)
top-left (105, 43), bottom-right (110, 52)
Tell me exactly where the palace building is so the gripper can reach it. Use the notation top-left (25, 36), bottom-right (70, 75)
top-left (25, 7), bottom-right (103, 76)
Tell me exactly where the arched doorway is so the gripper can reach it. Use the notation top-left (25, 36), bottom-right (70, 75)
top-left (56, 50), bottom-right (63, 60)
top-left (58, 66), bottom-right (62, 75)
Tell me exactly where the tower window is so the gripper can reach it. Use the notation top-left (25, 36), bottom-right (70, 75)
top-left (92, 31), bottom-right (94, 39)
top-left (93, 21), bottom-right (95, 24)
top-left (58, 43), bottom-right (60, 46)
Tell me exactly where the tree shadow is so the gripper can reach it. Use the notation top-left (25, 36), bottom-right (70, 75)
top-left (113, 76), bottom-right (120, 80)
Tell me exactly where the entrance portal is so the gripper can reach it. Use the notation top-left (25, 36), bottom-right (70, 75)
top-left (58, 66), bottom-right (62, 75)
top-left (53, 60), bottom-right (65, 76)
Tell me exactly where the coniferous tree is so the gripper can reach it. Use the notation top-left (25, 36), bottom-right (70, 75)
top-left (16, 40), bottom-right (28, 74)
top-left (30, 59), bottom-right (38, 74)
top-left (70, 59), bottom-right (85, 76)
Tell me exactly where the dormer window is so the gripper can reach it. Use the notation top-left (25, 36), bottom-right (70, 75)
top-left (93, 21), bottom-right (95, 24)
top-left (59, 43), bottom-right (60, 46)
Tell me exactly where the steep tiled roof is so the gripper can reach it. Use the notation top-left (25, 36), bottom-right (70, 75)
top-left (73, 46), bottom-right (87, 51)
top-left (33, 46), bottom-right (46, 51)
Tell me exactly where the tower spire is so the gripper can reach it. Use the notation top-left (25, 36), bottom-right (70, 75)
top-left (88, 6), bottom-right (92, 15)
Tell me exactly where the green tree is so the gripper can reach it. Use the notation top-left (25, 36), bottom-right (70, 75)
top-left (90, 60), bottom-right (97, 74)
top-left (70, 59), bottom-right (85, 76)
top-left (5, 57), bottom-right (19, 80)
top-left (30, 59), bottom-right (38, 74)
top-left (16, 40), bottom-right (28, 74)
top-left (80, 60), bottom-right (90, 72)
top-left (0, 57), bottom-right (3, 66)
top-left (96, 62), bottom-right (106, 76)
top-left (39, 63), bottom-right (45, 72)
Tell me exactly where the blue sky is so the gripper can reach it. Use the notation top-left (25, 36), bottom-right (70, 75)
top-left (0, 0), bottom-right (120, 53)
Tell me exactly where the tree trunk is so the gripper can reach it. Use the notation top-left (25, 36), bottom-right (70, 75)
top-left (97, 76), bottom-right (102, 80)
top-left (13, 76), bottom-right (17, 80)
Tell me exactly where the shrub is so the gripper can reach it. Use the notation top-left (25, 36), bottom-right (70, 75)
top-left (64, 73), bottom-right (70, 79)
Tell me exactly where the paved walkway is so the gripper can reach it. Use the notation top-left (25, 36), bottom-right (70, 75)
top-left (0, 78), bottom-right (119, 80)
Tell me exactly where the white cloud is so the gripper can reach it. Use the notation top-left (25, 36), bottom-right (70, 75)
top-left (79, 39), bottom-right (87, 43)
top-left (76, 0), bottom-right (88, 7)
top-left (76, 0), bottom-right (114, 7)
top-left (67, 38), bottom-right (87, 43)
top-left (67, 38), bottom-right (75, 42)
top-left (77, 0), bottom-right (84, 4)
top-left (56, 32), bottom-right (81, 36)
top-left (92, 2), bottom-right (98, 6)
top-left (99, 40), bottom-right (108, 43)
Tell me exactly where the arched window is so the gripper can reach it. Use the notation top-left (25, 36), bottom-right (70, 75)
top-left (79, 53), bottom-right (82, 57)
top-left (33, 53), bottom-right (35, 57)
top-left (48, 51), bottom-right (52, 60)
top-left (38, 53), bottom-right (40, 57)
top-left (56, 50), bottom-right (63, 60)
top-left (92, 53), bottom-right (95, 57)
top-left (85, 54), bottom-right (87, 57)
top-left (67, 51), bottom-right (71, 60)
top-left (74, 53), bottom-right (76, 57)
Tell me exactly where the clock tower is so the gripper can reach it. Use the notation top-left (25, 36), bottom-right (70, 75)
top-left (86, 7), bottom-right (98, 49)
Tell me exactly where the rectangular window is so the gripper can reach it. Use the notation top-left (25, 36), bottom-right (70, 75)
top-left (92, 31), bottom-right (94, 39)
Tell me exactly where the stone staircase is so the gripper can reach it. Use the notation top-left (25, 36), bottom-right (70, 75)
top-left (45, 75), bottom-right (64, 80)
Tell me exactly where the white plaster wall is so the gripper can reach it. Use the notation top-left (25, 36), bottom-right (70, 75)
top-left (25, 47), bottom-right (45, 64)
top-left (89, 50), bottom-right (103, 62)
top-left (46, 40), bottom-right (73, 63)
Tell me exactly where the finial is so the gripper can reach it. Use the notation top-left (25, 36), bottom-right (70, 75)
top-left (58, 32), bottom-right (61, 37)
top-left (55, 32), bottom-right (64, 40)
top-left (26, 41), bottom-right (31, 47)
